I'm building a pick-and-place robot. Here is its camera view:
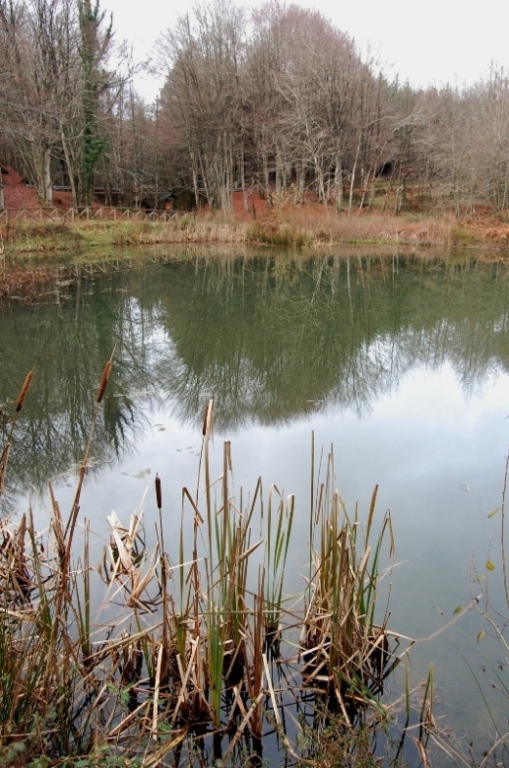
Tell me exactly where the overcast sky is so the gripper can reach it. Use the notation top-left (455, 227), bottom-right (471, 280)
top-left (103, 0), bottom-right (509, 101)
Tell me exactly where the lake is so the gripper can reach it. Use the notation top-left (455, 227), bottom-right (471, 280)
top-left (1, 248), bottom-right (509, 761)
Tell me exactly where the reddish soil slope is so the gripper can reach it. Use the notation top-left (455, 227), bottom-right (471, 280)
top-left (1, 166), bottom-right (76, 210)
top-left (2, 166), bottom-right (41, 209)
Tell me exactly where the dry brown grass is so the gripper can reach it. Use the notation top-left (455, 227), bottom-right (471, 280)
top-left (198, 203), bottom-right (497, 251)
top-left (276, 206), bottom-right (449, 246)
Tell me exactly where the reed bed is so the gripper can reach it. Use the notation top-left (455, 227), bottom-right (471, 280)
top-left (253, 206), bottom-right (463, 249)
top-left (0, 367), bottom-right (412, 767)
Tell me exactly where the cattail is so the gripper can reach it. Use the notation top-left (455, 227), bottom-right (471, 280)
top-left (16, 370), bottom-right (34, 413)
top-left (201, 402), bottom-right (209, 436)
top-left (96, 360), bottom-right (113, 404)
top-left (155, 474), bottom-right (162, 511)
top-left (202, 396), bottom-right (214, 438)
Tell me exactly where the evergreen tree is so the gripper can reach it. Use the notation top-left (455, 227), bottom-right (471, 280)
top-left (77, 0), bottom-right (112, 206)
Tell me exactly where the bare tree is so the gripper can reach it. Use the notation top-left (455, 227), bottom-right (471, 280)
top-left (0, 0), bottom-right (117, 208)
top-left (246, 5), bottom-right (386, 210)
top-left (157, 0), bottom-right (246, 209)
top-left (0, 0), bottom-right (81, 205)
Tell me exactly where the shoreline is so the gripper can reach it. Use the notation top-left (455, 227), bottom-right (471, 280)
top-left (1, 209), bottom-right (509, 306)
top-left (1, 206), bottom-right (509, 253)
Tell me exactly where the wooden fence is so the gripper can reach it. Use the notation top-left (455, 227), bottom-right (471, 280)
top-left (0, 207), bottom-right (184, 223)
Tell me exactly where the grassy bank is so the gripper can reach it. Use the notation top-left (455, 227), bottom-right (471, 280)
top-left (0, 363), bottom-right (438, 767)
top-left (2, 205), bottom-right (509, 261)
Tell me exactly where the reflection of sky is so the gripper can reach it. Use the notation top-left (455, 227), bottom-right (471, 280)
top-left (194, 362), bottom-right (507, 741)
top-left (39, 359), bottom-right (508, 610)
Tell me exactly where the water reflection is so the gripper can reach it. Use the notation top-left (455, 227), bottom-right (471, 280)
top-left (2, 250), bottom-right (509, 755)
top-left (1, 253), bottom-right (509, 498)
top-left (153, 255), bottom-right (509, 426)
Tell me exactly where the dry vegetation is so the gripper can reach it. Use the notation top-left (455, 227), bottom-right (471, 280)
top-left (0, 202), bottom-right (506, 257)
top-left (0, 362), bottom-right (435, 767)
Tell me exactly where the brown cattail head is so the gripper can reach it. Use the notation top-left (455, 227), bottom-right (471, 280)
top-left (155, 474), bottom-right (162, 511)
top-left (16, 370), bottom-right (34, 413)
top-left (202, 396), bottom-right (214, 438)
top-left (97, 360), bottom-right (113, 404)
top-left (201, 402), bottom-right (209, 437)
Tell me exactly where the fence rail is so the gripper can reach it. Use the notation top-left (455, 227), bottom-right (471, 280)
top-left (0, 207), bottom-right (185, 223)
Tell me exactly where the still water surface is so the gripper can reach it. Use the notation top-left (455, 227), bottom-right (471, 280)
top-left (2, 250), bottom-right (509, 754)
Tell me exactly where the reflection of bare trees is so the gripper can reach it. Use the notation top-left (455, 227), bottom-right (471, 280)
top-left (148, 254), bottom-right (509, 429)
top-left (0, 276), bottom-right (163, 496)
top-left (1, 254), bottom-right (509, 497)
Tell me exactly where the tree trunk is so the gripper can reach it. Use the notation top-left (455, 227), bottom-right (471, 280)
top-left (61, 133), bottom-right (77, 208)
top-left (334, 151), bottom-right (343, 212)
top-left (43, 146), bottom-right (53, 206)
top-left (348, 137), bottom-right (361, 215)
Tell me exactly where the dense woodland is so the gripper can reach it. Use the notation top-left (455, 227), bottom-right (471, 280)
top-left (1, 0), bottom-right (509, 215)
